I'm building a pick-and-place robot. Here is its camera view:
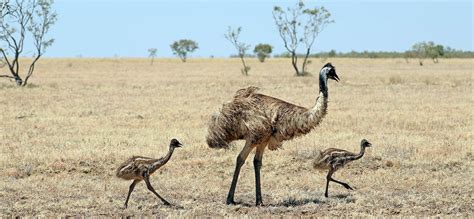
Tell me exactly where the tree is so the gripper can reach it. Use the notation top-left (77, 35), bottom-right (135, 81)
top-left (170, 39), bottom-right (198, 62)
top-left (328, 49), bottom-right (336, 57)
top-left (0, 0), bottom-right (57, 86)
top-left (411, 41), bottom-right (444, 66)
top-left (225, 26), bottom-right (251, 75)
top-left (412, 42), bottom-right (427, 66)
top-left (273, 0), bottom-right (333, 76)
top-left (253, 43), bottom-right (273, 63)
top-left (148, 48), bottom-right (157, 65)
top-left (0, 56), bottom-right (5, 67)
top-left (426, 43), bottom-right (444, 63)
top-left (403, 50), bottom-right (415, 63)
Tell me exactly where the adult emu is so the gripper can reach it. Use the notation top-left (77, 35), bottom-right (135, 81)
top-left (206, 63), bottom-right (340, 206)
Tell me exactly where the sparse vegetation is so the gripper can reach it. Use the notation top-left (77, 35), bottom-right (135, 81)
top-left (412, 42), bottom-right (427, 66)
top-left (302, 42), bottom-right (474, 63)
top-left (0, 0), bottom-right (57, 86)
top-left (0, 58), bottom-right (471, 217)
top-left (170, 39), bottom-right (198, 62)
top-left (225, 26), bottom-right (251, 75)
top-left (253, 43), bottom-right (273, 62)
top-left (0, 0), bottom-right (470, 215)
top-left (273, 0), bottom-right (333, 76)
top-left (276, 47), bottom-right (473, 60)
top-left (147, 48), bottom-right (157, 65)
top-left (388, 75), bottom-right (403, 84)
top-left (411, 41), bottom-right (445, 65)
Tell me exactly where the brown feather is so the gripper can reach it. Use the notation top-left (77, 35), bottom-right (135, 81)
top-left (206, 86), bottom-right (328, 150)
top-left (116, 156), bottom-right (157, 180)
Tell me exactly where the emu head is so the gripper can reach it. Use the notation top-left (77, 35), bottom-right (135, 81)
top-left (170, 138), bottom-right (183, 148)
top-left (361, 139), bottom-right (372, 148)
top-left (322, 63), bottom-right (340, 82)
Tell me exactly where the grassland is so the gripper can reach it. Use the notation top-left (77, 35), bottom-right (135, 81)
top-left (0, 58), bottom-right (472, 217)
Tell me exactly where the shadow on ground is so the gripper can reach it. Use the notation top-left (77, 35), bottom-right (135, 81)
top-left (276, 194), bottom-right (355, 207)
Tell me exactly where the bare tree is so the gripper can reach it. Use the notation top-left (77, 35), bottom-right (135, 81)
top-left (273, 0), bottom-right (333, 76)
top-left (148, 48), bottom-right (157, 65)
top-left (0, 0), bottom-right (57, 86)
top-left (0, 56), bottom-right (5, 68)
top-left (225, 26), bottom-right (251, 76)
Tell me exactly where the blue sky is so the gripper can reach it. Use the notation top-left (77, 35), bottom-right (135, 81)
top-left (45, 0), bottom-right (472, 57)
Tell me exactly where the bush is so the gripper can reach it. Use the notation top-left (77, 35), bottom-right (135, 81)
top-left (253, 44), bottom-right (273, 62)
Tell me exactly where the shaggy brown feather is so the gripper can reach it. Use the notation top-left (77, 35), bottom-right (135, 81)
top-left (206, 87), bottom-right (328, 150)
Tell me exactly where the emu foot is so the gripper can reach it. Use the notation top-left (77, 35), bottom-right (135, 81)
top-left (256, 200), bottom-right (264, 206)
top-left (226, 199), bottom-right (240, 205)
top-left (342, 183), bottom-right (354, 190)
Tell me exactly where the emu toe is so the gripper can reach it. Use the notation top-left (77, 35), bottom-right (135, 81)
top-left (342, 183), bottom-right (354, 190)
top-left (226, 199), bottom-right (240, 205)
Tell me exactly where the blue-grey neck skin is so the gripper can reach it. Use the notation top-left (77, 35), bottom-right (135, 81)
top-left (319, 68), bottom-right (329, 97)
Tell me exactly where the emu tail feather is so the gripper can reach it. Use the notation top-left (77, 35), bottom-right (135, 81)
top-left (115, 161), bottom-right (130, 178)
top-left (206, 111), bottom-right (233, 149)
top-left (312, 150), bottom-right (327, 170)
top-left (234, 86), bottom-right (259, 99)
top-left (207, 86), bottom-right (258, 149)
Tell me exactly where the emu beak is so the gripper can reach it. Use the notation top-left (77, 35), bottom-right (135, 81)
top-left (333, 74), bottom-right (340, 82)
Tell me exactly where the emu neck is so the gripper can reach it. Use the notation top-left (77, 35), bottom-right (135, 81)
top-left (319, 72), bottom-right (329, 98)
top-left (350, 145), bottom-right (366, 161)
top-left (151, 147), bottom-right (175, 168)
top-left (307, 71), bottom-right (329, 125)
top-left (276, 69), bottom-right (330, 139)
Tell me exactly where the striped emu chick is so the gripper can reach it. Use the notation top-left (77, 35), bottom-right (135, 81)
top-left (116, 138), bottom-right (183, 208)
top-left (313, 139), bottom-right (372, 197)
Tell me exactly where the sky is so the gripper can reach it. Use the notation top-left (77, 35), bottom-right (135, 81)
top-left (40, 0), bottom-right (473, 57)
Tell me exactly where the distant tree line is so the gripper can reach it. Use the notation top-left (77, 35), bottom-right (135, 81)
top-left (238, 47), bottom-right (474, 60)
top-left (275, 43), bottom-right (473, 61)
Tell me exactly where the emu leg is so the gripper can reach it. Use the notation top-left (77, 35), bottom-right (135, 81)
top-left (124, 179), bottom-right (139, 208)
top-left (253, 144), bottom-right (265, 206)
top-left (144, 176), bottom-right (171, 205)
top-left (325, 169), bottom-right (333, 198)
top-left (226, 141), bottom-right (254, 205)
top-left (330, 177), bottom-right (354, 190)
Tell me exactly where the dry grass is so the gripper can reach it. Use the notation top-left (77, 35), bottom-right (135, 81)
top-left (0, 58), bottom-right (473, 217)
